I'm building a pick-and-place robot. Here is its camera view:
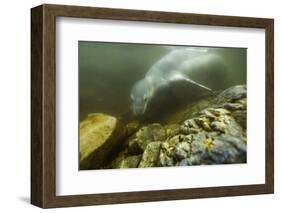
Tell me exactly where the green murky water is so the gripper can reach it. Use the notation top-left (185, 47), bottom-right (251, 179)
top-left (79, 42), bottom-right (246, 122)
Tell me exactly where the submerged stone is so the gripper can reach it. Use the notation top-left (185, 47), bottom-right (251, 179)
top-left (128, 123), bottom-right (166, 155)
top-left (119, 155), bottom-right (142, 168)
top-left (138, 142), bottom-right (162, 167)
top-left (107, 85), bottom-right (248, 169)
top-left (232, 110), bottom-right (247, 129)
top-left (215, 85), bottom-right (246, 104)
top-left (79, 113), bottom-right (118, 169)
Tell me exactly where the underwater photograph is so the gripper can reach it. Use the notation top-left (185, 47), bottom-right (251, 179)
top-left (79, 41), bottom-right (247, 170)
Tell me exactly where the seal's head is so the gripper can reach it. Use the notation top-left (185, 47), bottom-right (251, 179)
top-left (130, 79), bottom-right (152, 115)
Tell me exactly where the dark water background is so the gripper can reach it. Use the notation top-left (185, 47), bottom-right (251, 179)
top-left (79, 42), bottom-right (246, 122)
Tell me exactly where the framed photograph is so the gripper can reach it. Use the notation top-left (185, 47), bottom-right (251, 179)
top-left (31, 4), bottom-right (274, 208)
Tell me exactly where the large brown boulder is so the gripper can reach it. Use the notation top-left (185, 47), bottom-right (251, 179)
top-left (80, 113), bottom-right (119, 169)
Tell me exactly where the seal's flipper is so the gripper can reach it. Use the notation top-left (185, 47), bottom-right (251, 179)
top-left (168, 72), bottom-right (213, 93)
top-left (185, 78), bottom-right (213, 93)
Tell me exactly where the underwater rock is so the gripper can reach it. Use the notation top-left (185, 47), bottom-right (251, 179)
top-left (158, 124), bottom-right (246, 166)
top-left (158, 136), bottom-right (191, 166)
top-left (160, 105), bottom-right (246, 166)
top-left (215, 85), bottom-right (246, 105)
top-left (232, 110), bottom-right (247, 129)
top-left (139, 142), bottom-right (162, 167)
top-left (119, 155), bottom-right (142, 168)
top-left (187, 133), bottom-right (246, 165)
top-left (124, 121), bottom-right (140, 137)
top-left (211, 121), bottom-right (227, 133)
top-left (165, 124), bottom-right (181, 138)
top-left (159, 154), bottom-right (174, 167)
top-left (79, 113), bottom-right (119, 169)
top-left (216, 87), bottom-right (247, 131)
top-left (223, 102), bottom-right (243, 111)
top-left (173, 142), bottom-right (191, 160)
top-left (108, 85), bottom-right (247, 169)
top-left (156, 87), bottom-right (247, 167)
top-left (128, 123), bottom-right (166, 155)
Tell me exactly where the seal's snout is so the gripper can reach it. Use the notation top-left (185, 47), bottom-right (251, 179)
top-left (133, 105), bottom-right (145, 115)
top-left (132, 98), bottom-right (148, 115)
top-left (131, 79), bottom-right (151, 116)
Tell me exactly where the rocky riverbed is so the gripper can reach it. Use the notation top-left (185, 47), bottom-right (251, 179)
top-left (80, 85), bottom-right (247, 170)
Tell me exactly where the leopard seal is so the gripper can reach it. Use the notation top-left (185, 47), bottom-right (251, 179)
top-left (130, 49), bottom-right (227, 115)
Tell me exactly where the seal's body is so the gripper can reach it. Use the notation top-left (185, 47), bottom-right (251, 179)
top-left (131, 49), bottom-right (227, 115)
